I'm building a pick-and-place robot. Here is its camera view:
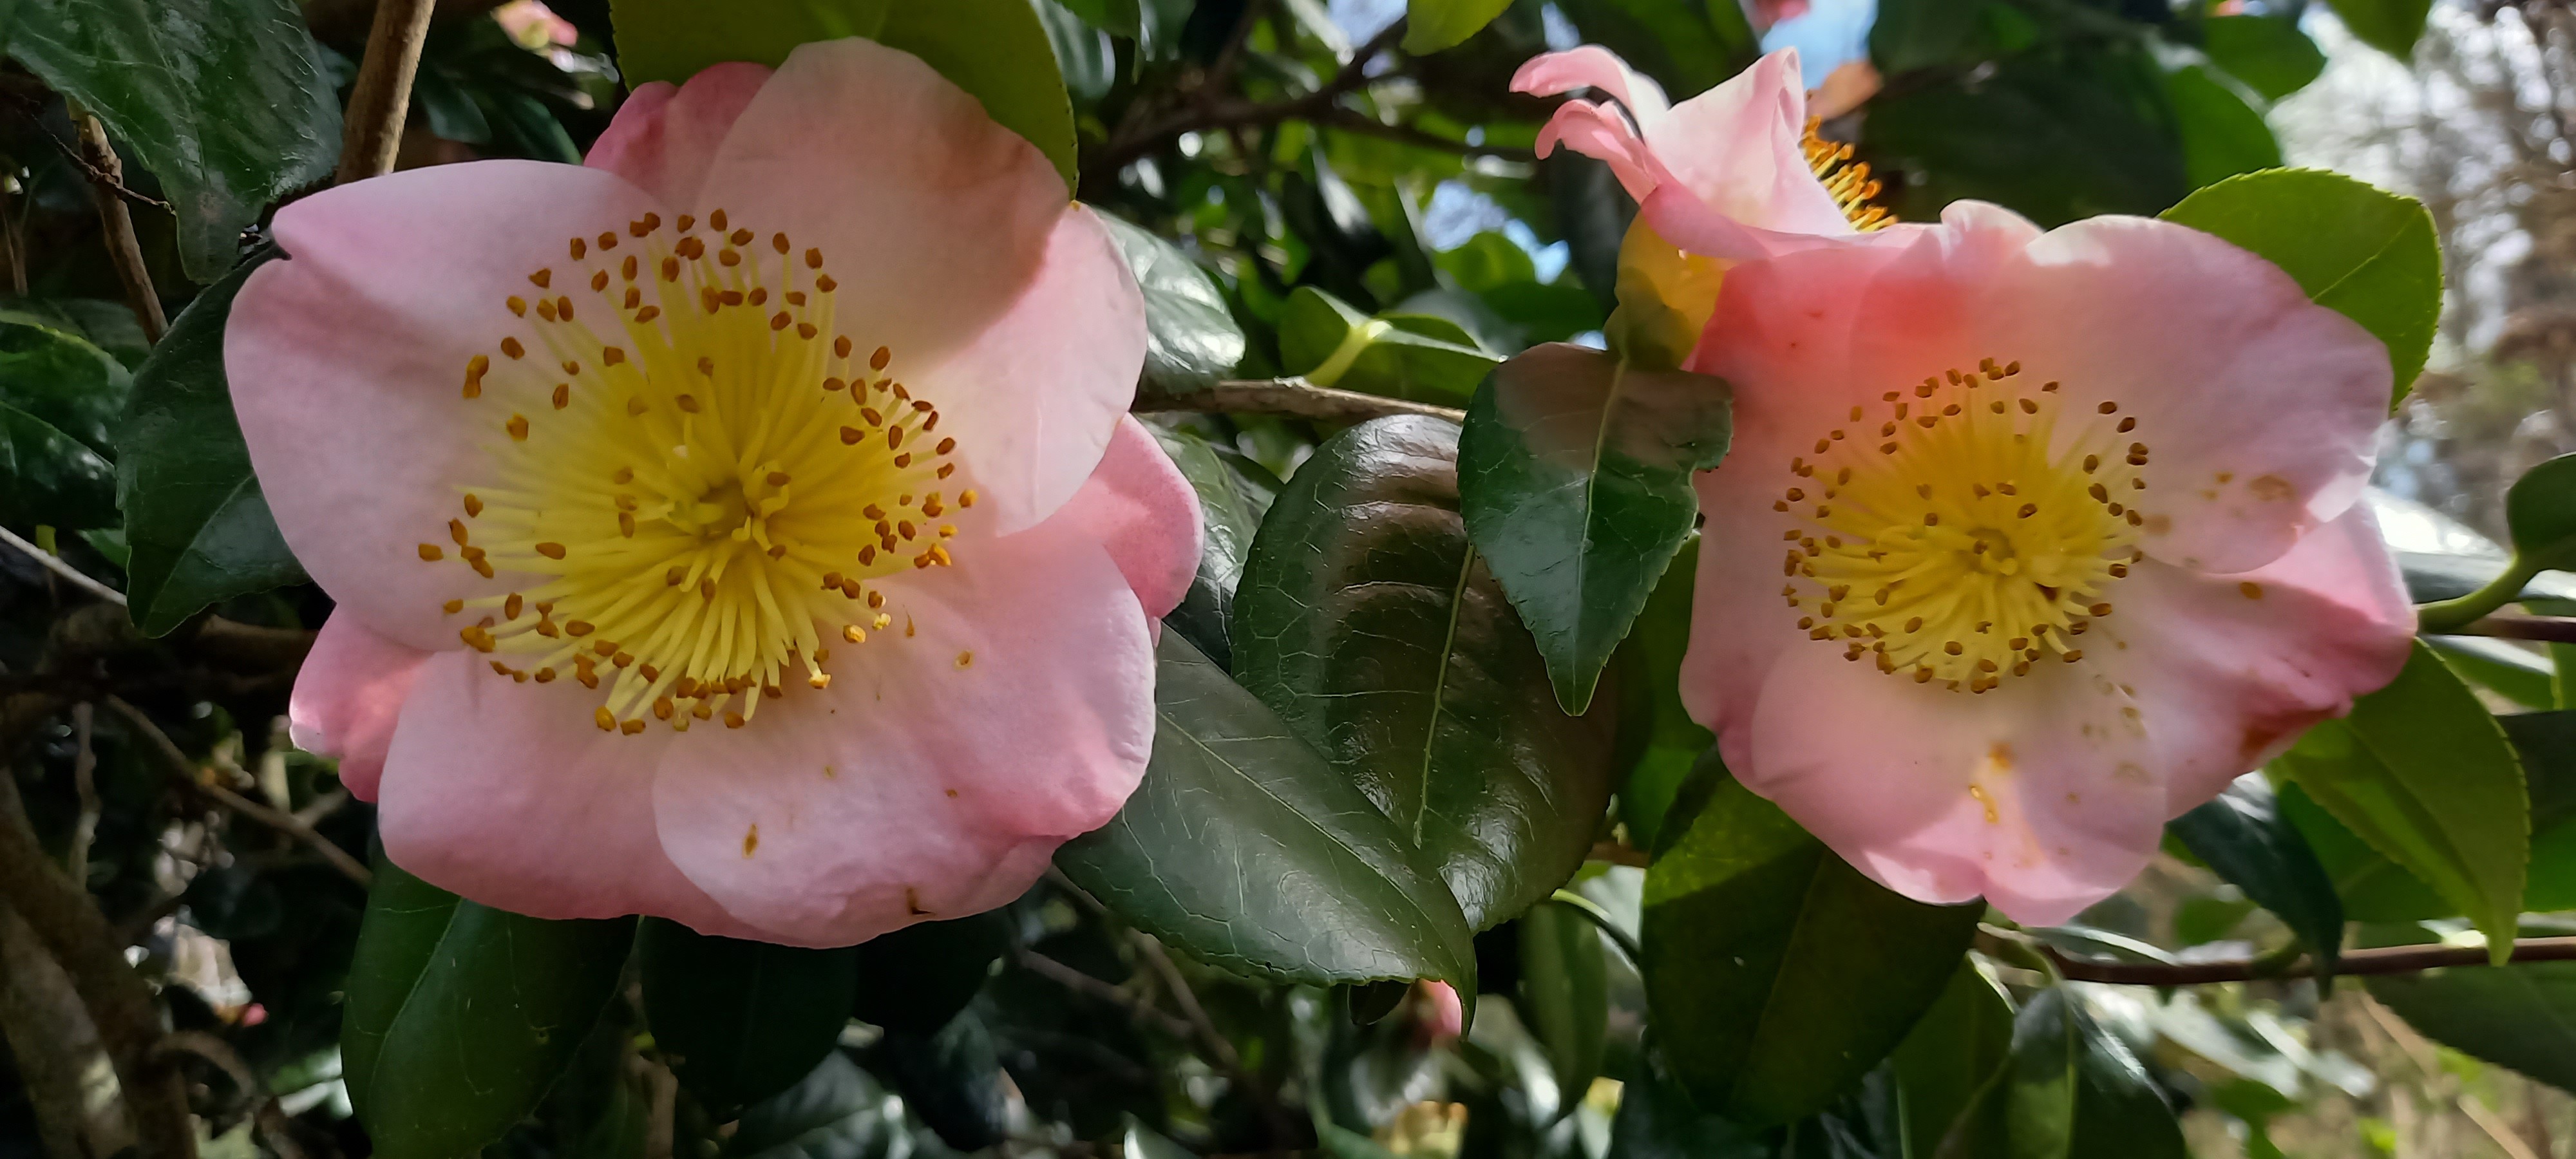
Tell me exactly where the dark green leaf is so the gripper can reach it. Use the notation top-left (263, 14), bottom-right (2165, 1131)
top-left (1870, 0), bottom-right (1990, 73)
top-left (2428, 635), bottom-right (2555, 710)
top-left (2167, 775), bottom-right (2345, 978)
top-left (726, 1053), bottom-right (906, 1159)
top-left (1232, 415), bottom-right (1620, 930)
top-left (1458, 343), bottom-right (1732, 713)
top-left (2200, 16), bottom-right (2326, 101)
top-left (1611, 540), bottom-right (1713, 853)
top-left (2271, 642), bottom-right (2527, 959)
top-left (1103, 216), bottom-right (1247, 393)
top-left (1055, 630), bottom-right (1478, 988)
top-left (0, 299), bottom-right (151, 368)
top-left (1889, 962), bottom-right (2014, 1159)
top-left (2362, 921), bottom-right (2576, 1095)
top-left (0, 321), bottom-right (131, 458)
top-left (2506, 453), bottom-right (2576, 572)
top-left (1641, 774), bottom-right (1980, 1126)
top-left (638, 919), bottom-right (858, 1117)
top-left (1034, 0), bottom-right (1114, 102)
top-left (1864, 44), bottom-right (2190, 227)
top-left (10, 0), bottom-right (341, 281)
top-left (1551, 0), bottom-right (1757, 98)
top-left (609, 0), bottom-right (1078, 190)
top-left (1518, 900), bottom-right (1609, 1107)
top-left (116, 252), bottom-right (305, 634)
top-left (1985, 988), bottom-right (2189, 1159)
top-left (876, 1012), bottom-right (1007, 1151)
top-left (342, 852), bottom-right (634, 1159)
top-left (2163, 65), bottom-right (2282, 192)
top-left (1280, 285), bottom-right (1500, 405)
top-left (1604, 1050), bottom-right (1776, 1159)
top-left (1405, 0), bottom-right (1513, 53)
top-left (0, 402), bottom-right (115, 530)
top-left (2161, 168), bottom-right (2442, 400)
top-left (2323, 0), bottom-right (2432, 61)
top-left (848, 910), bottom-right (1010, 1035)
top-left (1148, 424), bottom-right (1278, 668)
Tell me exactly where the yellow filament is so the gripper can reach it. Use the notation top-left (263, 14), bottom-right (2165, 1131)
top-left (1804, 119), bottom-right (1893, 232)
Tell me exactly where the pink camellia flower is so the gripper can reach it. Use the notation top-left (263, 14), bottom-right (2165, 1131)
top-left (232, 39), bottom-right (1202, 947)
top-left (1678, 202), bottom-right (2416, 924)
top-left (1511, 45), bottom-right (1887, 265)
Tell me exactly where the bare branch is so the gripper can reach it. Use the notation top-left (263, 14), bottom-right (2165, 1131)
top-left (66, 704), bottom-right (96, 885)
top-left (68, 109), bottom-right (165, 343)
top-left (2045, 935), bottom-right (2576, 985)
top-left (0, 527), bottom-right (127, 607)
top-left (1134, 379), bottom-right (1464, 424)
top-left (334, 0), bottom-right (439, 184)
top-left (2455, 612), bottom-right (2576, 643)
top-left (100, 697), bottom-right (372, 887)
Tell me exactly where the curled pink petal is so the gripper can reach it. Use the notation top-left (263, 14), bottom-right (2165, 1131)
top-left (1511, 44), bottom-right (1672, 123)
top-left (1059, 417), bottom-right (1205, 620)
top-left (584, 62), bottom-right (770, 209)
top-left (288, 612), bottom-right (431, 800)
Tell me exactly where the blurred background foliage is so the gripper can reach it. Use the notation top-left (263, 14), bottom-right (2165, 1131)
top-left (12, 0), bottom-right (2576, 1157)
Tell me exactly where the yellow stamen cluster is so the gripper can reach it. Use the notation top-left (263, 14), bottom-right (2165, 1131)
top-left (1804, 118), bottom-right (1892, 232)
top-left (425, 209), bottom-right (976, 733)
top-left (1776, 358), bottom-right (2152, 693)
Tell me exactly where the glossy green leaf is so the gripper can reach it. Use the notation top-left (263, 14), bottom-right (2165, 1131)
top-left (1605, 1051), bottom-right (1776, 1159)
top-left (1034, 0), bottom-right (1114, 102)
top-left (117, 252), bottom-right (305, 635)
top-left (343, 853), bottom-right (634, 1159)
top-left (0, 299), bottom-right (151, 369)
top-left (2323, 0), bottom-right (2432, 61)
top-left (0, 403), bottom-right (115, 531)
top-left (1890, 961), bottom-right (2015, 1159)
top-left (2161, 169), bottom-right (2441, 400)
top-left (1611, 540), bottom-right (1714, 853)
top-left (726, 1053), bottom-right (907, 1159)
top-left (1975, 988), bottom-right (2188, 1159)
top-left (1519, 900), bottom-right (1609, 1107)
top-left (1551, 0), bottom-right (1758, 98)
top-left (2286, 710), bottom-right (2576, 919)
top-left (2362, 921), bottom-right (2576, 1095)
top-left (1149, 424), bottom-right (1278, 668)
top-left (1865, 44), bottom-right (2189, 227)
top-left (1056, 631), bottom-right (1478, 988)
top-left (848, 909), bottom-right (1010, 1035)
top-left (1404, 0), bottom-right (1513, 53)
top-left (1280, 286), bottom-right (1501, 406)
top-left (10, 0), bottom-right (341, 281)
top-left (638, 919), bottom-right (858, 1117)
top-left (2505, 453), bottom-right (2576, 572)
top-left (2201, 15), bottom-right (2326, 101)
top-left (1642, 773), bottom-right (1981, 1126)
top-left (876, 1011), bottom-right (1007, 1152)
top-left (1102, 216), bottom-right (1247, 393)
top-left (1458, 343), bottom-right (1732, 713)
top-left (1869, 0), bottom-right (1989, 73)
top-left (609, 0), bottom-right (1078, 190)
top-left (2429, 635), bottom-right (2555, 710)
top-left (2271, 643), bottom-right (2527, 961)
top-left (0, 321), bottom-right (131, 458)
top-left (2167, 775), bottom-right (2344, 978)
top-left (1233, 415), bottom-right (1620, 930)
top-left (2163, 65), bottom-right (2282, 192)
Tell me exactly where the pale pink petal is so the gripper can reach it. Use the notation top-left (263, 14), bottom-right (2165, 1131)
top-left (1739, 643), bottom-right (2170, 926)
top-left (1751, 0), bottom-right (1812, 27)
top-left (1510, 45), bottom-right (1673, 123)
top-left (1534, 100), bottom-right (1673, 205)
top-left (1648, 50), bottom-right (1852, 239)
top-left (1982, 216), bottom-right (2392, 574)
top-left (694, 37), bottom-right (1133, 532)
top-left (583, 62), bottom-right (770, 208)
top-left (377, 649), bottom-right (768, 938)
top-left (1060, 417), bottom-right (1204, 620)
top-left (287, 612), bottom-right (431, 800)
top-left (649, 513), bottom-right (1153, 946)
top-left (227, 160), bottom-right (663, 652)
top-left (2090, 505), bottom-right (2415, 815)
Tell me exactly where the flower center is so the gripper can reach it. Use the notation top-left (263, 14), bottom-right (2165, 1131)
top-left (1776, 359), bottom-right (2148, 693)
top-left (417, 209), bottom-right (973, 734)
top-left (1803, 119), bottom-right (1891, 232)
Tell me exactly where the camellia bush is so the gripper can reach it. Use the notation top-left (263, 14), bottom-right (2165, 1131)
top-left (6, 0), bottom-right (2568, 1156)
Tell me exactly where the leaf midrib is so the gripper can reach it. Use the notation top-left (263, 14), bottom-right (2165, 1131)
top-left (1408, 547), bottom-right (1478, 849)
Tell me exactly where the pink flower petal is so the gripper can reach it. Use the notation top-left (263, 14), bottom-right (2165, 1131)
top-left (692, 38), bottom-right (1137, 532)
top-left (583, 62), bottom-right (770, 208)
top-left (287, 612), bottom-right (431, 800)
top-left (1511, 45), bottom-right (1673, 122)
top-left (1647, 50), bottom-right (1851, 240)
top-left (377, 649), bottom-right (768, 938)
top-left (1535, 100), bottom-right (1674, 206)
top-left (649, 511), bottom-right (1153, 945)
top-left (1983, 215), bottom-right (2393, 573)
top-left (227, 160), bottom-right (663, 652)
top-left (1059, 417), bottom-right (1204, 620)
top-left (2092, 504), bottom-right (2414, 815)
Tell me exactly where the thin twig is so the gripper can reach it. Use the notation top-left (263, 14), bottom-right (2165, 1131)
top-left (0, 526), bottom-right (126, 607)
top-left (334, 0), bottom-right (439, 184)
top-left (1014, 947), bottom-right (1196, 1039)
top-left (2455, 612), bottom-right (2576, 644)
top-left (68, 109), bottom-right (164, 343)
top-left (2045, 935), bottom-right (2576, 985)
top-left (1587, 840), bottom-right (1649, 869)
top-left (1090, 19), bottom-right (1410, 179)
top-left (1134, 379), bottom-right (1464, 424)
top-left (100, 697), bottom-right (372, 887)
top-left (1309, 106), bottom-right (1535, 161)
top-left (65, 704), bottom-right (95, 885)
top-left (1130, 932), bottom-right (1297, 1149)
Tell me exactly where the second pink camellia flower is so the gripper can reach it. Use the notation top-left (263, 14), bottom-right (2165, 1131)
top-left (230, 39), bottom-right (1202, 947)
top-left (1679, 203), bottom-right (2418, 925)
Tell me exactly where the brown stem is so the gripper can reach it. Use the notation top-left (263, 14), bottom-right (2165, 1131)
top-left (69, 110), bottom-right (164, 343)
top-left (334, 0), bottom-right (439, 184)
top-left (1587, 840), bottom-right (1649, 869)
top-left (66, 703), bottom-right (96, 885)
top-left (1014, 947), bottom-right (1197, 1039)
top-left (100, 697), bottom-right (372, 887)
top-left (1129, 933), bottom-right (1297, 1149)
top-left (1088, 19), bottom-right (1411, 181)
top-left (1133, 379), bottom-right (1464, 424)
top-left (0, 771), bottom-right (195, 1159)
top-left (2456, 612), bottom-right (2576, 643)
top-left (0, 901), bottom-right (111, 1159)
top-left (2045, 935), bottom-right (2576, 985)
